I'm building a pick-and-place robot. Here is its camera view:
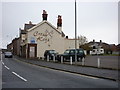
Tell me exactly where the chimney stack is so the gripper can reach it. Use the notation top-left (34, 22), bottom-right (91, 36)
top-left (29, 21), bottom-right (32, 24)
top-left (42, 10), bottom-right (48, 21)
top-left (57, 15), bottom-right (62, 32)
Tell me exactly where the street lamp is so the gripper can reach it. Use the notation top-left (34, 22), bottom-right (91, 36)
top-left (75, 0), bottom-right (77, 63)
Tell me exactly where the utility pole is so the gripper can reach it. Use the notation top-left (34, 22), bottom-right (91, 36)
top-left (75, 0), bottom-right (77, 63)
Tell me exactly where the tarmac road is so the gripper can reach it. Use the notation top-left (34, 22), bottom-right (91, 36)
top-left (1, 56), bottom-right (118, 88)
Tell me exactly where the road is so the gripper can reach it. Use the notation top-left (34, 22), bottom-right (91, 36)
top-left (1, 55), bottom-right (118, 88)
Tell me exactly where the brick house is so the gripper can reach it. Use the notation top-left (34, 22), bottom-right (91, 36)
top-left (12, 38), bottom-right (20, 56)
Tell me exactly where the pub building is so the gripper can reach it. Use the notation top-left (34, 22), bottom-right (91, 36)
top-left (20, 10), bottom-right (79, 59)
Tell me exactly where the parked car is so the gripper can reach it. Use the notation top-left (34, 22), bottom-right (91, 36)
top-left (4, 52), bottom-right (13, 58)
top-left (44, 50), bottom-right (58, 60)
top-left (57, 49), bottom-right (85, 62)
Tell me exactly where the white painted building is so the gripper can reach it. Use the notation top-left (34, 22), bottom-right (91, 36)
top-left (90, 40), bottom-right (104, 55)
top-left (20, 10), bottom-right (79, 58)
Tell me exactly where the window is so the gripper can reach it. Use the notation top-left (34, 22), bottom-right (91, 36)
top-left (64, 50), bottom-right (70, 54)
top-left (93, 50), bottom-right (95, 52)
top-left (49, 50), bottom-right (56, 54)
top-left (79, 50), bottom-right (83, 54)
top-left (70, 50), bottom-right (75, 54)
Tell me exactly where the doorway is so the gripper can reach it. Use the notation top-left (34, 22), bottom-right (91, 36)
top-left (28, 44), bottom-right (37, 58)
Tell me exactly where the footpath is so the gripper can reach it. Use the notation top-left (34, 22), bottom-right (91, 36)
top-left (14, 56), bottom-right (119, 81)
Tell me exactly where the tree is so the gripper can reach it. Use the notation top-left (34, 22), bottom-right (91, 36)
top-left (80, 44), bottom-right (92, 55)
top-left (78, 35), bottom-right (88, 47)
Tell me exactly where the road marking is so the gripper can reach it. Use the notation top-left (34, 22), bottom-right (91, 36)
top-left (4, 65), bottom-right (10, 70)
top-left (2, 61), bottom-right (4, 65)
top-left (1, 61), bottom-right (10, 70)
top-left (12, 72), bottom-right (27, 82)
top-left (1, 60), bottom-right (27, 82)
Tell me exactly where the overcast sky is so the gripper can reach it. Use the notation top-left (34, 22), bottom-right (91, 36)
top-left (0, 0), bottom-right (119, 49)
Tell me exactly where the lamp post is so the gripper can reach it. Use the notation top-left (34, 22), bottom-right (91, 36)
top-left (75, 0), bottom-right (77, 63)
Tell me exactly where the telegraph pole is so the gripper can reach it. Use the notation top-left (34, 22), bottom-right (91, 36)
top-left (75, 0), bottom-right (77, 63)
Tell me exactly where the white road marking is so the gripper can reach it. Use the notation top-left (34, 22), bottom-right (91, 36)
top-left (2, 61), bottom-right (4, 65)
top-left (1, 58), bottom-right (27, 82)
top-left (4, 65), bottom-right (10, 70)
top-left (12, 72), bottom-right (27, 82)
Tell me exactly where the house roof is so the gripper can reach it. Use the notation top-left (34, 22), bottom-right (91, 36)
top-left (24, 24), bottom-right (36, 30)
top-left (88, 41), bottom-right (110, 46)
top-left (27, 21), bottom-right (65, 36)
top-left (65, 38), bottom-right (79, 40)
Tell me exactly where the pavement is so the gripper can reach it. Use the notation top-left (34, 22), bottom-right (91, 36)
top-left (14, 56), bottom-right (119, 81)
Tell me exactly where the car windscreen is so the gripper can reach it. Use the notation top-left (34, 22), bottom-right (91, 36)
top-left (78, 50), bottom-right (84, 54)
top-left (5, 52), bottom-right (12, 55)
top-left (64, 50), bottom-right (70, 54)
top-left (70, 50), bottom-right (79, 54)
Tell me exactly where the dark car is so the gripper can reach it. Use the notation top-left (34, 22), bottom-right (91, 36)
top-left (57, 49), bottom-right (85, 62)
top-left (4, 52), bottom-right (13, 58)
top-left (44, 50), bottom-right (58, 60)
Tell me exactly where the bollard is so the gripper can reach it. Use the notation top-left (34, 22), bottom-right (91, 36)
top-left (70, 56), bottom-right (72, 65)
top-left (61, 56), bottom-right (63, 63)
top-left (53, 55), bottom-right (55, 62)
top-left (82, 57), bottom-right (85, 66)
top-left (47, 55), bottom-right (49, 62)
top-left (97, 58), bottom-right (100, 68)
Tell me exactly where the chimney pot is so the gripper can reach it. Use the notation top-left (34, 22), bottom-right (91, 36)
top-left (57, 15), bottom-right (62, 27)
top-left (42, 10), bottom-right (48, 21)
top-left (29, 21), bottom-right (32, 24)
top-left (66, 36), bottom-right (68, 39)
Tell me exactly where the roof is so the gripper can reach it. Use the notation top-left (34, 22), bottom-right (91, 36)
top-left (65, 38), bottom-right (79, 40)
top-left (61, 32), bottom-right (65, 37)
top-left (7, 42), bottom-right (13, 46)
top-left (24, 24), bottom-right (36, 30)
top-left (88, 41), bottom-right (109, 46)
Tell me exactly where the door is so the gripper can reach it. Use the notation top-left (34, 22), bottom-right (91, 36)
top-left (29, 46), bottom-right (35, 58)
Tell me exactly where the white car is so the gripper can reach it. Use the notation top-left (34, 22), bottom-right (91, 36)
top-left (4, 52), bottom-right (13, 58)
